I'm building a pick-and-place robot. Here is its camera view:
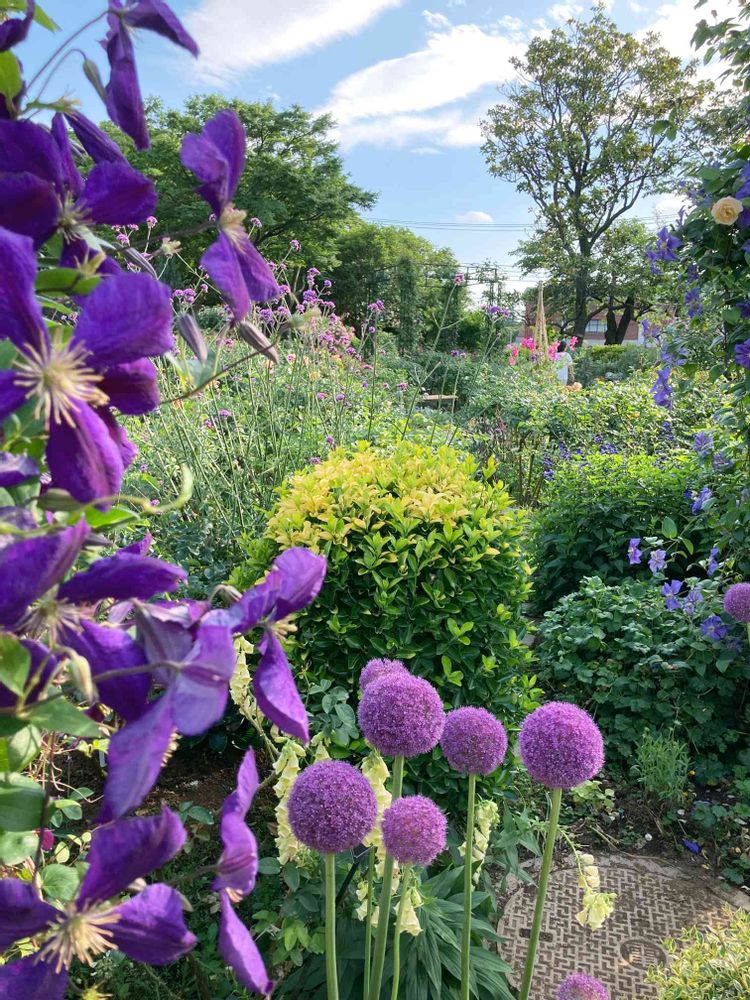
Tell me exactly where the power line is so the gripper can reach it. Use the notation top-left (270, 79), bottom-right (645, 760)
top-left (366, 214), bottom-right (672, 231)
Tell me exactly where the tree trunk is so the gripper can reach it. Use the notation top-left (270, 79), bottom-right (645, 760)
top-left (614, 295), bottom-right (635, 345)
top-left (572, 266), bottom-right (589, 340)
top-left (604, 304), bottom-right (618, 345)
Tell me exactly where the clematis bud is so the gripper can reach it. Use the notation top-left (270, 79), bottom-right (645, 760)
top-left (67, 650), bottom-right (96, 702)
top-left (82, 59), bottom-right (108, 104)
top-left (237, 321), bottom-right (280, 364)
top-left (176, 314), bottom-right (208, 364)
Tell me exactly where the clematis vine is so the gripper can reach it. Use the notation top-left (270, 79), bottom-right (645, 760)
top-left (180, 109), bottom-right (280, 320)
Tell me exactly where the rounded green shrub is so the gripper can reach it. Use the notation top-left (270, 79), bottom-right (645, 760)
top-left (647, 908), bottom-right (750, 999)
top-left (536, 576), bottom-right (749, 767)
top-left (573, 343), bottom-right (657, 386)
top-left (530, 451), bottom-right (705, 610)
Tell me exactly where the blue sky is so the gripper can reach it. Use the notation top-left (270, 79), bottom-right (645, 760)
top-left (18, 0), bottom-right (735, 289)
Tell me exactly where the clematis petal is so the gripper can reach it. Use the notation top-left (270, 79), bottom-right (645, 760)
top-left (97, 405), bottom-right (138, 469)
top-left (168, 623), bottom-right (236, 735)
top-left (0, 879), bottom-right (58, 949)
top-left (0, 520), bottom-right (88, 628)
top-left (203, 571), bottom-right (281, 634)
top-left (59, 550), bottom-right (186, 604)
top-left (46, 403), bottom-right (124, 504)
top-left (79, 806), bottom-right (186, 906)
top-left (50, 114), bottom-right (82, 199)
top-left (122, 531), bottom-right (153, 556)
top-left (180, 109), bottom-right (243, 214)
top-left (109, 883), bottom-right (197, 964)
top-left (103, 18), bottom-right (149, 150)
top-left (0, 173), bottom-right (59, 246)
top-left (0, 118), bottom-right (63, 187)
top-left (134, 601), bottom-right (205, 663)
top-left (271, 547), bottom-right (327, 620)
top-left (98, 696), bottom-right (175, 822)
top-left (64, 110), bottom-right (127, 163)
top-left (200, 232), bottom-right (250, 321)
top-left (218, 892), bottom-right (273, 997)
top-left (0, 225), bottom-right (50, 353)
top-left (234, 230), bottom-right (281, 304)
top-left (71, 271), bottom-right (174, 366)
top-left (100, 358), bottom-right (160, 415)
top-left (0, 451), bottom-right (38, 487)
top-left (0, 370), bottom-right (27, 423)
top-left (76, 161), bottom-right (157, 226)
top-left (59, 237), bottom-right (122, 277)
top-left (61, 620), bottom-right (150, 722)
top-left (213, 749), bottom-right (259, 895)
top-left (0, 956), bottom-right (67, 1000)
top-left (123, 0), bottom-right (199, 57)
top-left (254, 631), bottom-right (309, 743)
top-left (0, 0), bottom-right (35, 52)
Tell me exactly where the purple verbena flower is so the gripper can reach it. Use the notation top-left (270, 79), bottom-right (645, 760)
top-left (360, 658), bottom-right (408, 690)
top-left (440, 707), bottom-right (508, 776)
top-left (0, 809), bottom-right (195, 996)
top-left (648, 549), bottom-right (667, 575)
top-left (627, 538), bottom-right (643, 565)
top-left (700, 615), bottom-right (727, 641)
top-left (381, 795), bottom-right (447, 865)
top-left (661, 579), bottom-right (683, 610)
top-left (287, 760), bottom-right (377, 854)
top-left (557, 973), bottom-right (609, 1000)
top-left (724, 582), bottom-right (750, 623)
top-left (180, 111), bottom-right (279, 321)
top-left (519, 702), bottom-right (604, 789)
top-left (358, 672), bottom-right (445, 758)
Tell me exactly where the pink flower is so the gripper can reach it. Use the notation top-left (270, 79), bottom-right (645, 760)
top-left (453, 273), bottom-right (466, 286)
top-left (146, 216), bottom-right (158, 227)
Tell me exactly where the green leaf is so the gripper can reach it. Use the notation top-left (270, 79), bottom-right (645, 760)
top-left (35, 267), bottom-right (102, 297)
top-left (41, 863), bottom-right (79, 902)
top-left (661, 516), bottom-right (678, 539)
top-left (283, 863), bottom-right (301, 892)
top-left (0, 725), bottom-right (41, 772)
top-left (0, 634), bottom-right (31, 696)
top-left (258, 857), bottom-right (281, 875)
top-left (26, 698), bottom-right (101, 737)
top-left (33, 2), bottom-right (60, 31)
top-left (0, 51), bottom-right (22, 100)
top-left (0, 829), bottom-right (38, 865)
top-left (0, 773), bottom-right (45, 831)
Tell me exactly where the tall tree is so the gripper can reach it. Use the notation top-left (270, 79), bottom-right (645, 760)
top-left (518, 220), bottom-right (661, 343)
top-left (106, 95), bottom-right (375, 274)
top-left (481, 8), bottom-right (707, 339)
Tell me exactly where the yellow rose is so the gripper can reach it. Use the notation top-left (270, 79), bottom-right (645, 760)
top-left (711, 196), bottom-right (743, 226)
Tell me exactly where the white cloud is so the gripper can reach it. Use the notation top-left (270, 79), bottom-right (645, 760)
top-left (455, 210), bottom-right (494, 223)
top-left (185, 0), bottom-right (405, 83)
top-left (639, 0), bottom-right (737, 70)
top-left (547, 3), bottom-right (582, 22)
top-left (321, 23), bottom-right (522, 127)
top-left (334, 107), bottom-right (484, 150)
top-left (411, 146), bottom-right (443, 155)
top-left (423, 9), bottom-right (451, 30)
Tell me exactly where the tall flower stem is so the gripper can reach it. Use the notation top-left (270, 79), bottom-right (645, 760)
top-left (390, 865), bottom-right (411, 1000)
top-left (325, 853), bottom-right (340, 1000)
top-left (367, 755), bottom-right (404, 1000)
top-left (363, 846), bottom-right (375, 999)
top-left (518, 787), bottom-right (562, 1000)
top-left (460, 772), bottom-right (477, 1000)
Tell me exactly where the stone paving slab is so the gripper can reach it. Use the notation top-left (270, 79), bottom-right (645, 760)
top-left (497, 852), bottom-right (749, 999)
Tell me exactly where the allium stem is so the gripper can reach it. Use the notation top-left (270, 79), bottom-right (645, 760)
top-left (325, 853), bottom-right (340, 1000)
top-left (518, 786), bottom-right (562, 1000)
top-left (367, 754), bottom-right (404, 1000)
top-left (390, 865), bottom-right (411, 1000)
top-left (363, 846), bottom-right (375, 1000)
top-left (460, 772), bottom-right (477, 1000)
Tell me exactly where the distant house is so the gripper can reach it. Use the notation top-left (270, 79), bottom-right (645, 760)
top-left (521, 309), bottom-right (643, 345)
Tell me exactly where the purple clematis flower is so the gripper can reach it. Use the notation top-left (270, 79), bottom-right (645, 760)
top-left (691, 486), bottom-right (713, 514)
top-left (180, 110), bottom-right (280, 320)
top-left (735, 338), bottom-right (750, 369)
top-left (0, 117), bottom-right (156, 249)
top-left (0, 0), bottom-right (35, 52)
top-left (63, 109), bottom-right (128, 164)
top-left (700, 615), bottom-right (727, 641)
top-left (662, 579), bottom-right (683, 611)
top-left (627, 538), bottom-right (643, 565)
top-left (0, 808), bottom-right (195, 1000)
top-left (707, 547), bottom-right (721, 577)
top-left (0, 451), bottom-right (38, 487)
top-left (102, 1), bottom-right (198, 150)
top-left (736, 162), bottom-right (750, 200)
top-left (211, 750), bottom-right (273, 996)
top-left (651, 367), bottom-right (673, 409)
top-left (693, 431), bottom-right (713, 458)
top-left (648, 549), bottom-right (667, 574)
top-left (682, 585), bottom-right (704, 616)
top-left (0, 227), bottom-right (173, 503)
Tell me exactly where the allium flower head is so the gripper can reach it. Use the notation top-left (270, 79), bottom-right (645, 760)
top-left (557, 972), bottom-right (609, 1000)
top-left (359, 657), bottom-right (408, 690)
top-left (381, 795), bottom-right (447, 865)
top-left (440, 707), bottom-right (508, 775)
top-left (519, 702), bottom-right (604, 789)
top-left (724, 582), bottom-right (750, 623)
top-left (358, 673), bottom-right (445, 758)
top-left (287, 760), bottom-right (377, 854)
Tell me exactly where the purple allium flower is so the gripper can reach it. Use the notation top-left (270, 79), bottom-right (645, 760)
top-left (358, 673), bottom-right (445, 758)
top-left (360, 658), bottom-right (408, 690)
top-left (102, 0), bottom-right (198, 150)
top-left (0, 809), bottom-right (195, 995)
top-left (381, 795), bottom-right (447, 865)
top-left (519, 702), bottom-right (604, 789)
top-left (724, 582), bottom-right (750, 623)
top-left (557, 973), bottom-right (609, 1000)
top-left (700, 615), bottom-right (727, 641)
top-left (627, 538), bottom-right (643, 565)
top-left (440, 707), bottom-right (508, 775)
top-left (181, 111), bottom-right (279, 321)
top-left (287, 761), bottom-right (377, 854)
top-left (693, 431), bottom-right (713, 458)
top-left (662, 580), bottom-right (683, 610)
top-left (648, 549), bottom-right (667, 574)
top-left (735, 338), bottom-right (750, 369)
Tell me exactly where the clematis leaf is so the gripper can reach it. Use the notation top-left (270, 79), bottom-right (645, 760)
top-left (25, 699), bottom-right (101, 737)
top-left (0, 773), bottom-right (45, 831)
top-left (0, 52), bottom-right (22, 100)
top-left (0, 634), bottom-right (30, 695)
